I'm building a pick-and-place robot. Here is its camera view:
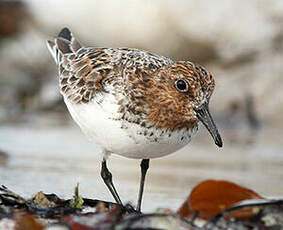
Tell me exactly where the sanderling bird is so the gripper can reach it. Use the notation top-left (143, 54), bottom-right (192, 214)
top-left (47, 28), bottom-right (222, 212)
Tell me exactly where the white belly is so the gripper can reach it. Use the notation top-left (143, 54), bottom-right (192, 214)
top-left (64, 96), bottom-right (197, 159)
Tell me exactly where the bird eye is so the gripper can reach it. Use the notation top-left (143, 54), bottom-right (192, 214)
top-left (175, 79), bottom-right (189, 93)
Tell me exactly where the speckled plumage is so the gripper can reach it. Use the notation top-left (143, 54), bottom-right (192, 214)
top-left (47, 27), bottom-right (222, 211)
top-left (47, 28), bottom-right (221, 159)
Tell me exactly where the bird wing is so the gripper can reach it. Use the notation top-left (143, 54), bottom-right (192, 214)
top-left (47, 28), bottom-right (174, 105)
top-left (47, 28), bottom-right (115, 104)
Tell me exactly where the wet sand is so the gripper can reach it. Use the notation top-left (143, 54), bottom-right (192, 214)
top-left (0, 118), bottom-right (283, 212)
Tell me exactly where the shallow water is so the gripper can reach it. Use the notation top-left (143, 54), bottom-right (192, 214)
top-left (0, 117), bottom-right (283, 212)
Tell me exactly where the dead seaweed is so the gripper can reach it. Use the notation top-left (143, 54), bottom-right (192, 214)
top-left (1, 183), bottom-right (283, 229)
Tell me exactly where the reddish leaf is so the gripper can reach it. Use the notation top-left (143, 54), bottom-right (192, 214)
top-left (16, 215), bottom-right (43, 230)
top-left (64, 216), bottom-right (94, 230)
top-left (178, 180), bottom-right (264, 220)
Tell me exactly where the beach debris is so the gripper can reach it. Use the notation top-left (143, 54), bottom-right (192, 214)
top-left (0, 181), bottom-right (282, 229)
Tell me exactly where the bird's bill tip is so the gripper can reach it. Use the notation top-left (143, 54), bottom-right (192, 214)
top-left (194, 102), bottom-right (223, 148)
top-left (214, 133), bottom-right (223, 148)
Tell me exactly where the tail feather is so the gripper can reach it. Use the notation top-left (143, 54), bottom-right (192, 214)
top-left (55, 37), bottom-right (72, 54)
top-left (46, 40), bottom-right (58, 62)
top-left (46, 27), bottom-right (82, 64)
top-left (58, 27), bottom-right (82, 53)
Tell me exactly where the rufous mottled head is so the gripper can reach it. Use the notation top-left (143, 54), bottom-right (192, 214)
top-left (144, 61), bottom-right (223, 147)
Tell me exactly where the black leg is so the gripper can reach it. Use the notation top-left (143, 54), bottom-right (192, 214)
top-left (136, 159), bottom-right (150, 212)
top-left (100, 159), bottom-right (123, 205)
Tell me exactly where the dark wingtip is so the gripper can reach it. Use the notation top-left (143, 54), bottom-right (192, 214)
top-left (58, 27), bottom-right (71, 41)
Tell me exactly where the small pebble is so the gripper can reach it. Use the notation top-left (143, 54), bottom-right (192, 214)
top-left (0, 150), bottom-right (8, 165)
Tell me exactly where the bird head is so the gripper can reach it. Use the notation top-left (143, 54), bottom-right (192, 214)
top-left (144, 61), bottom-right (222, 147)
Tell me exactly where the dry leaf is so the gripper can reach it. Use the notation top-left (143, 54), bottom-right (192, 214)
top-left (178, 180), bottom-right (264, 220)
top-left (16, 215), bottom-right (43, 230)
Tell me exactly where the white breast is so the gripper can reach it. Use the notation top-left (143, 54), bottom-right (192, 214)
top-left (64, 95), bottom-right (198, 159)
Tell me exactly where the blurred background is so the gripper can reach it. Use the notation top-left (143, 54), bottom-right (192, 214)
top-left (0, 0), bottom-right (283, 211)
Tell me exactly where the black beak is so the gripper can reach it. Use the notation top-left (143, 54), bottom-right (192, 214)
top-left (194, 102), bottom-right (223, 147)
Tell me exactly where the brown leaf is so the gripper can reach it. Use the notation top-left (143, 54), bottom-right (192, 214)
top-left (32, 191), bottom-right (64, 208)
top-left (16, 215), bottom-right (43, 230)
top-left (178, 180), bottom-right (264, 220)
